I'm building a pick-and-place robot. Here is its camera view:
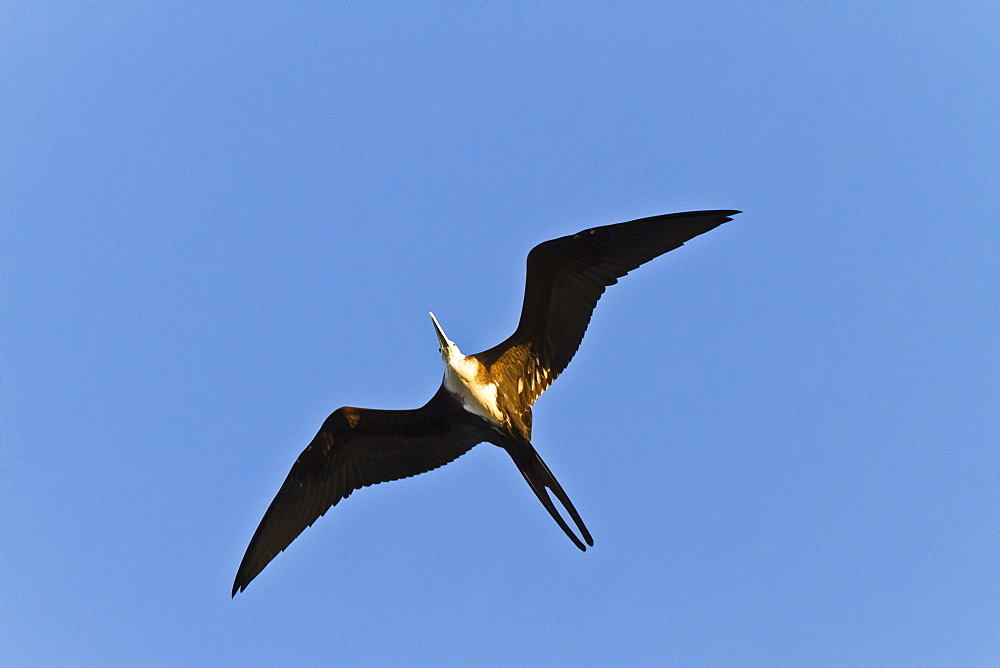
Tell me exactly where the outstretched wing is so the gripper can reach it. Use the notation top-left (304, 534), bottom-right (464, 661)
top-left (475, 210), bottom-right (738, 413)
top-left (232, 387), bottom-right (482, 596)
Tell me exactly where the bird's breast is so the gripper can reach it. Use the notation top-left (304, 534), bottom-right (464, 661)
top-left (442, 359), bottom-right (505, 427)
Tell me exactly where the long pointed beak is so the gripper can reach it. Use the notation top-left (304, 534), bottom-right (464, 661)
top-left (428, 312), bottom-right (450, 349)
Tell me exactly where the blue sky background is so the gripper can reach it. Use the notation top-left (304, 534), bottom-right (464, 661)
top-left (3, 3), bottom-right (997, 664)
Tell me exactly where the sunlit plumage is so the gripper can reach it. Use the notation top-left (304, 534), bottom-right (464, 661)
top-left (233, 209), bottom-right (738, 596)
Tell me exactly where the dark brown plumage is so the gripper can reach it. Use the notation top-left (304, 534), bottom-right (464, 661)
top-left (233, 209), bottom-right (737, 596)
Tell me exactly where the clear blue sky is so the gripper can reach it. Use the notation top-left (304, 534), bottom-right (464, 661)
top-left (4, 3), bottom-right (996, 664)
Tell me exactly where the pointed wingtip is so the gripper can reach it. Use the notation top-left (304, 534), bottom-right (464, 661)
top-left (232, 570), bottom-right (250, 597)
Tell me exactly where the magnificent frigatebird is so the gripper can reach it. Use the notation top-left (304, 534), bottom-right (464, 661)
top-left (232, 209), bottom-right (738, 596)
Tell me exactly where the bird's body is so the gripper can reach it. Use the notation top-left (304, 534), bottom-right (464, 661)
top-left (432, 315), bottom-right (505, 427)
top-left (233, 209), bottom-right (738, 596)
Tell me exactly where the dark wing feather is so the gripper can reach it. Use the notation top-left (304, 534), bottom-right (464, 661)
top-left (475, 210), bottom-right (738, 411)
top-left (232, 388), bottom-right (482, 596)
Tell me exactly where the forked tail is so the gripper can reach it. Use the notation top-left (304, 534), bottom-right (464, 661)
top-left (504, 439), bottom-right (594, 550)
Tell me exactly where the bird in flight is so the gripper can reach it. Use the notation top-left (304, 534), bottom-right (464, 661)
top-left (233, 209), bottom-right (738, 596)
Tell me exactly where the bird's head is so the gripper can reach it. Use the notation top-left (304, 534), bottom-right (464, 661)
top-left (429, 312), bottom-right (462, 363)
